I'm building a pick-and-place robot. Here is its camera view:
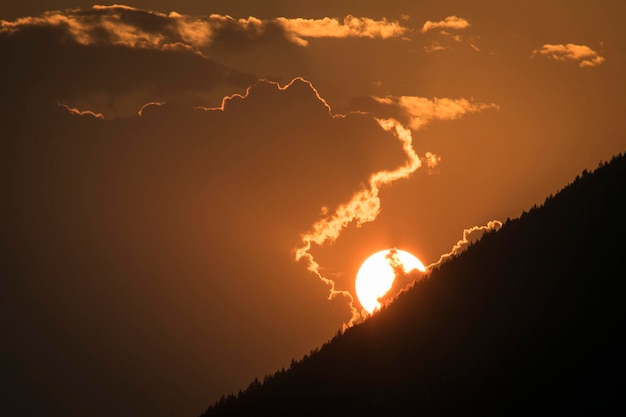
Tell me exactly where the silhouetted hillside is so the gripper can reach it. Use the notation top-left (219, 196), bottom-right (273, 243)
top-left (201, 152), bottom-right (626, 417)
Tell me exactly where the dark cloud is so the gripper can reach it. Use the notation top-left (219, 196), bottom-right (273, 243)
top-left (0, 6), bottom-right (413, 116)
top-left (76, 4), bottom-right (178, 37)
top-left (1, 6), bottom-right (410, 52)
top-left (0, 21), bottom-right (257, 118)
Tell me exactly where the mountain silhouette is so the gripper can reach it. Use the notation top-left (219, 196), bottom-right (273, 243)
top-left (200, 152), bottom-right (625, 416)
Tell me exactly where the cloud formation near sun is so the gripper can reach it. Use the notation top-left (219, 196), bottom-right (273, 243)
top-left (294, 91), bottom-right (500, 326)
top-left (295, 117), bottom-right (427, 326)
top-left (532, 43), bottom-right (605, 67)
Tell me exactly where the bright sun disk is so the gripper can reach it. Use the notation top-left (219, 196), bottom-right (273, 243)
top-left (355, 249), bottom-right (426, 314)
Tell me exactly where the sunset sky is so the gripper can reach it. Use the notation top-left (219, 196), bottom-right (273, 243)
top-left (2, 1), bottom-right (625, 416)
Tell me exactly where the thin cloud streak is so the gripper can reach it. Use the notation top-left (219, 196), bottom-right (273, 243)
top-left (137, 101), bottom-right (166, 116)
top-left (426, 220), bottom-right (503, 270)
top-left (532, 43), bottom-right (605, 67)
top-left (295, 118), bottom-right (435, 327)
top-left (423, 29), bottom-right (481, 54)
top-left (195, 77), bottom-right (342, 119)
top-left (424, 41), bottom-right (447, 53)
top-left (57, 103), bottom-right (104, 119)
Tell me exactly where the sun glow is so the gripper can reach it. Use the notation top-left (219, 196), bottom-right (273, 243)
top-left (355, 249), bottom-right (426, 314)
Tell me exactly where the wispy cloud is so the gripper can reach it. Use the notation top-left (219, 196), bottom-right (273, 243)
top-left (373, 96), bottom-right (499, 131)
top-left (440, 30), bottom-right (463, 42)
top-left (423, 41), bottom-right (447, 53)
top-left (137, 101), bottom-right (166, 116)
top-left (420, 16), bottom-right (470, 34)
top-left (57, 103), bottom-right (104, 119)
top-left (532, 43), bottom-right (605, 67)
top-left (294, 117), bottom-right (436, 327)
top-left (421, 21), bottom-right (481, 54)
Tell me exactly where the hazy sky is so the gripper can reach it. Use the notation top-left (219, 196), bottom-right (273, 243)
top-left (2, 2), bottom-right (625, 416)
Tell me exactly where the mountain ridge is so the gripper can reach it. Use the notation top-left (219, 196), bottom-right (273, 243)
top-left (201, 152), bottom-right (625, 416)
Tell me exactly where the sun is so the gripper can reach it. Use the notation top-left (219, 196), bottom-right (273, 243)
top-left (355, 248), bottom-right (426, 314)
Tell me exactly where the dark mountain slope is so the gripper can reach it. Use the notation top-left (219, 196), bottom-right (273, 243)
top-left (201, 153), bottom-right (626, 416)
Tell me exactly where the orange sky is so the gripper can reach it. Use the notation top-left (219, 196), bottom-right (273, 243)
top-left (1, 2), bottom-right (625, 416)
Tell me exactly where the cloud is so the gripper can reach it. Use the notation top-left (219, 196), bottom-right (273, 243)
top-left (137, 101), bottom-right (166, 116)
top-left (0, 6), bottom-right (266, 51)
top-left (372, 96), bottom-right (500, 130)
top-left (422, 152), bottom-right (442, 173)
top-left (2, 5), bottom-right (175, 48)
top-left (275, 15), bottom-right (409, 46)
top-left (421, 16), bottom-right (470, 34)
top-left (0, 6), bottom-right (412, 117)
top-left (1, 6), bottom-right (410, 52)
top-left (426, 220), bottom-right (503, 270)
top-left (421, 27), bottom-right (482, 54)
top-left (532, 43), bottom-right (605, 67)
top-left (423, 41), bottom-right (447, 53)
top-left (294, 117), bottom-right (438, 327)
top-left (440, 30), bottom-right (463, 42)
top-left (57, 103), bottom-right (104, 119)
top-left (196, 77), bottom-right (338, 116)
top-left (0, 6), bottom-right (275, 52)
top-left (0, 12), bottom-right (257, 118)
